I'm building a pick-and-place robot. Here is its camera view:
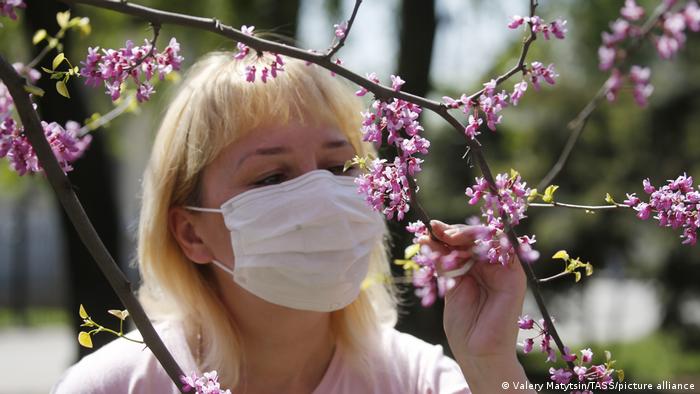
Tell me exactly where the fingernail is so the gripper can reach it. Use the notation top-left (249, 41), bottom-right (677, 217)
top-left (430, 219), bottom-right (447, 228)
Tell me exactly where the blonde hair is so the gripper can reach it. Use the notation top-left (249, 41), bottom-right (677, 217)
top-left (137, 52), bottom-right (398, 388)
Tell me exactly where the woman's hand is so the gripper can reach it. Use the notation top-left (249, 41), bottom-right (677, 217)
top-left (418, 220), bottom-right (534, 393)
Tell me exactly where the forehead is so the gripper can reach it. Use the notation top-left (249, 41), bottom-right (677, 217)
top-left (210, 120), bottom-right (350, 171)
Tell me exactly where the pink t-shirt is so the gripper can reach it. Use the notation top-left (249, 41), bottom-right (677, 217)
top-left (51, 320), bottom-right (471, 393)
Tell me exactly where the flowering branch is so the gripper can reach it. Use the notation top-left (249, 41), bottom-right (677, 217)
top-left (537, 0), bottom-right (675, 191)
top-left (122, 22), bottom-right (161, 73)
top-left (0, 53), bottom-right (187, 393)
top-left (325, 0), bottom-right (361, 59)
top-left (61, 0), bottom-right (577, 371)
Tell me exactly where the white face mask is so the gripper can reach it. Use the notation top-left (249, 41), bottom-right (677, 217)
top-left (185, 169), bottom-right (386, 312)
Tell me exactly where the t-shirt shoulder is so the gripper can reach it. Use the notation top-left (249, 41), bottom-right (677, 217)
top-left (379, 327), bottom-right (471, 394)
top-left (50, 319), bottom-right (197, 394)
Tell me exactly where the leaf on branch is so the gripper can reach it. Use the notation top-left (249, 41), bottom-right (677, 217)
top-left (552, 250), bottom-right (569, 260)
top-left (542, 184), bottom-right (559, 203)
top-left (79, 304), bottom-right (88, 319)
top-left (404, 243), bottom-right (421, 259)
top-left (78, 331), bottom-right (93, 348)
top-left (24, 84), bottom-right (45, 97)
top-left (56, 81), bottom-right (70, 98)
top-left (56, 11), bottom-right (71, 29)
top-left (108, 309), bottom-right (130, 321)
top-left (527, 188), bottom-right (538, 202)
top-left (52, 53), bottom-right (65, 70)
top-left (393, 258), bottom-right (419, 272)
top-left (32, 29), bottom-right (47, 45)
top-left (605, 193), bottom-right (616, 204)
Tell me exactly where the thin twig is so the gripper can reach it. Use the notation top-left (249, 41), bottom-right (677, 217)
top-left (0, 53), bottom-right (187, 393)
top-left (325, 0), bottom-right (362, 59)
top-left (61, 0), bottom-right (576, 371)
top-left (538, 271), bottom-right (572, 283)
top-left (529, 201), bottom-right (627, 210)
top-left (78, 92), bottom-right (135, 136)
top-left (123, 22), bottom-right (161, 73)
top-left (536, 1), bottom-right (671, 191)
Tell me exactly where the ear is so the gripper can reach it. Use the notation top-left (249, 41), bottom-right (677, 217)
top-left (168, 206), bottom-right (215, 265)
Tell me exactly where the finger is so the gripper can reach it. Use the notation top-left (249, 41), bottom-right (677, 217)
top-left (416, 235), bottom-right (452, 255)
top-left (430, 220), bottom-right (477, 248)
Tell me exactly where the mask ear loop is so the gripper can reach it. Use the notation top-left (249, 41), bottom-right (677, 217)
top-left (183, 206), bottom-right (223, 213)
top-left (210, 259), bottom-right (235, 276)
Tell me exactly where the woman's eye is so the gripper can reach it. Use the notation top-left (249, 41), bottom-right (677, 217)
top-left (253, 173), bottom-right (285, 186)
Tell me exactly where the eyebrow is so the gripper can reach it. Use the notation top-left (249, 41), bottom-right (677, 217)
top-left (236, 139), bottom-right (351, 168)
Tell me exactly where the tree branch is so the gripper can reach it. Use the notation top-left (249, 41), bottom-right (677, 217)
top-left (0, 53), bottom-right (187, 393)
top-left (536, 1), bottom-right (671, 191)
top-left (60, 0), bottom-right (575, 371)
top-left (325, 0), bottom-right (362, 60)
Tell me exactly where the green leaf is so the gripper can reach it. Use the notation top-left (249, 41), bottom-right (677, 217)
top-left (552, 250), bottom-right (569, 260)
top-left (343, 159), bottom-right (355, 173)
top-left (32, 29), bottom-right (47, 45)
top-left (393, 258), bottom-right (419, 271)
top-left (41, 67), bottom-right (54, 74)
top-left (24, 84), bottom-right (45, 97)
top-left (78, 331), bottom-right (93, 348)
top-left (56, 81), bottom-right (70, 98)
top-left (542, 185), bottom-right (559, 203)
top-left (605, 193), bottom-right (616, 204)
top-left (79, 304), bottom-right (88, 319)
top-left (108, 309), bottom-right (130, 321)
top-left (509, 168), bottom-right (519, 180)
top-left (52, 53), bottom-right (65, 70)
top-left (404, 243), bottom-right (420, 259)
top-left (527, 188), bottom-right (538, 202)
top-left (56, 11), bottom-right (71, 28)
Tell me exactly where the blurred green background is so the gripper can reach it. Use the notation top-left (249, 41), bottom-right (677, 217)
top-left (0, 0), bottom-right (699, 392)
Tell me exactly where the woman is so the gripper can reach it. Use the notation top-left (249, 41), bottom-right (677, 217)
top-left (52, 52), bottom-right (536, 393)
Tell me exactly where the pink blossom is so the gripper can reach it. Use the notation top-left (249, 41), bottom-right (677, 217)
top-left (465, 172), bottom-right (539, 265)
top-left (518, 315), bottom-right (535, 329)
top-left (244, 65), bottom-right (256, 83)
top-left (0, 118), bottom-right (91, 175)
top-left (464, 114), bottom-right (482, 140)
top-left (621, 0), bottom-right (645, 21)
top-left (549, 368), bottom-right (573, 384)
top-left (507, 15), bottom-right (526, 29)
top-left (333, 21), bottom-right (348, 39)
top-left (356, 75), bottom-right (427, 220)
top-left (626, 174), bottom-right (699, 245)
top-left (355, 72), bottom-right (380, 96)
top-left (581, 348), bottom-right (593, 363)
top-left (79, 38), bottom-right (183, 102)
top-left (685, 2), bottom-right (700, 32)
top-left (510, 80), bottom-right (528, 106)
top-left (604, 68), bottom-right (623, 102)
top-left (180, 370), bottom-right (231, 394)
top-left (629, 65), bottom-right (653, 106)
top-left (390, 74), bottom-right (405, 91)
top-left (529, 62), bottom-right (558, 90)
top-left (406, 220), bottom-right (428, 243)
top-left (598, 46), bottom-right (616, 71)
top-left (0, 0), bottom-right (25, 20)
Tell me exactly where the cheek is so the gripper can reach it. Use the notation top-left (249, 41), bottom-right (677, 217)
top-left (201, 214), bottom-right (236, 264)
